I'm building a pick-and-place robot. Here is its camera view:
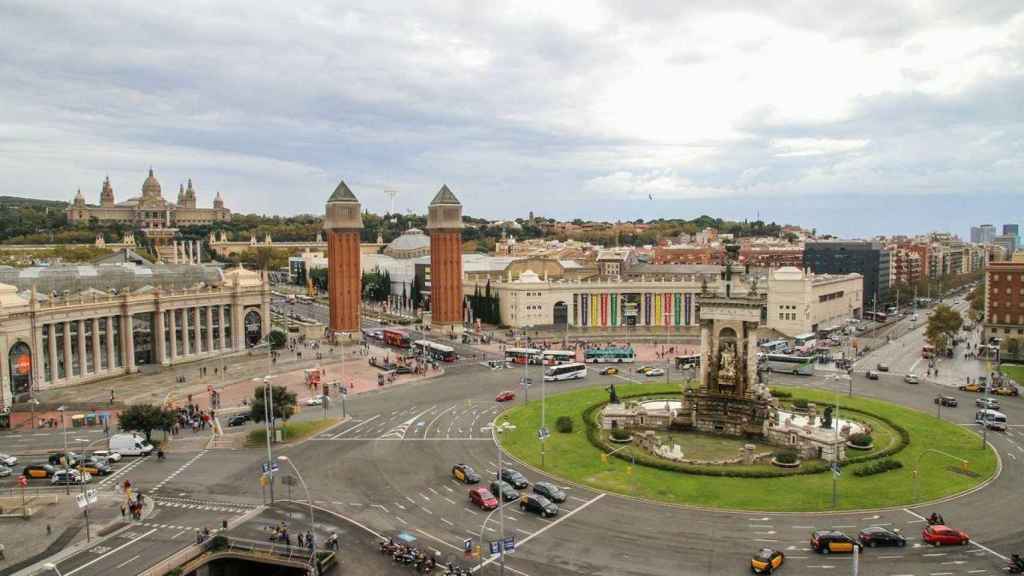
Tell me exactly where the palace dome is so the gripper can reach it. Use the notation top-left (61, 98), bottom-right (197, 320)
top-left (142, 168), bottom-right (162, 198)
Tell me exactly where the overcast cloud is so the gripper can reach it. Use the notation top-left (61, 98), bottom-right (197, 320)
top-left (0, 1), bottom-right (1021, 236)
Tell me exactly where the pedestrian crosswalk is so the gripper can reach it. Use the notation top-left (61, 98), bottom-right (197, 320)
top-left (154, 496), bottom-right (256, 515)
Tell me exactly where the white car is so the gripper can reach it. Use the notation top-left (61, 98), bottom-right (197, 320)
top-left (0, 453), bottom-right (17, 467)
top-left (904, 374), bottom-right (920, 384)
top-left (0, 465), bottom-right (11, 478)
top-left (645, 368), bottom-right (666, 377)
top-left (304, 395), bottom-right (327, 406)
top-left (92, 450), bottom-right (122, 462)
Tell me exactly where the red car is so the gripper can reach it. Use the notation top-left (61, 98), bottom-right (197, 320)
top-left (496, 391), bottom-right (515, 402)
top-left (469, 487), bottom-right (499, 510)
top-left (922, 525), bottom-right (969, 546)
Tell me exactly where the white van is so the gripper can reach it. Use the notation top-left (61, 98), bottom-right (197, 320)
top-left (109, 433), bottom-right (155, 456)
top-left (975, 409), bottom-right (1007, 431)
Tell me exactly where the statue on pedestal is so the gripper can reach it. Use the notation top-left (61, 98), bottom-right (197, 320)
top-left (718, 342), bottom-right (737, 383)
top-left (820, 406), bottom-right (834, 430)
top-left (606, 382), bottom-right (620, 404)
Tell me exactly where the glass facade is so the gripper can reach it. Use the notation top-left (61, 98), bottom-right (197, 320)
top-left (112, 315), bottom-right (122, 368)
top-left (42, 324), bottom-right (51, 383)
top-left (199, 307), bottom-right (209, 353)
top-left (99, 318), bottom-right (109, 370)
top-left (132, 312), bottom-right (154, 366)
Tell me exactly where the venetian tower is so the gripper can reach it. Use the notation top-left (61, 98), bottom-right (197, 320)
top-left (426, 185), bottom-right (464, 332)
top-left (324, 180), bottom-right (363, 333)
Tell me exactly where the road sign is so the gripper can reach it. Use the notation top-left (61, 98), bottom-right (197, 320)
top-left (87, 489), bottom-right (98, 504)
top-left (832, 463), bottom-right (841, 478)
top-left (261, 462), bottom-right (280, 474)
top-left (502, 536), bottom-right (516, 553)
top-left (488, 540), bottom-right (501, 556)
top-left (75, 493), bottom-right (87, 509)
top-left (537, 427), bottom-right (549, 441)
top-left (463, 538), bottom-right (473, 553)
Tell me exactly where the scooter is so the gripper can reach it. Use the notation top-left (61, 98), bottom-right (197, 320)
top-left (1006, 555), bottom-right (1024, 574)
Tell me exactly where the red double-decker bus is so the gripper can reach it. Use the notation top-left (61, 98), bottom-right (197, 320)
top-left (382, 328), bottom-right (411, 349)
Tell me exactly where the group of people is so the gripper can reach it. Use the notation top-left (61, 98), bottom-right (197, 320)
top-left (268, 521), bottom-right (326, 551)
top-left (120, 481), bottom-right (145, 520)
top-left (168, 403), bottom-right (213, 435)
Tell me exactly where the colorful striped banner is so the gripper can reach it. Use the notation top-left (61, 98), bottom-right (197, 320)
top-left (684, 293), bottom-right (692, 325)
top-left (580, 293), bottom-right (587, 326)
top-left (611, 293), bottom-right (618, 326)
top-left (674, 293), bottom-right (682, 326)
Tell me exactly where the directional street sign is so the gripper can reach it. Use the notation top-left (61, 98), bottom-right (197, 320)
top-left (261, 462), bottom-right (280, 474)
top-left (503, 536), bottom-right (516, 553)
top-left (538, 427), bottom-right (550, 441)
top-left (488, 540), bottom-right (501, 556)
top-left (463, 538), bottom-right (473, 553)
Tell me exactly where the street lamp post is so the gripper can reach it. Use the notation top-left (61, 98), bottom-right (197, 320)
top-left (58, 406), bottom-right (68, 496)
top-left (481, 421), bottom-right (515, 576)
top-left (74, 438), bottom-right (91, 542)
top-left (277, 456), bottom-right (316, 557)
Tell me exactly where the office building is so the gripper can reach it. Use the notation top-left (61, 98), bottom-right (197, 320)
top-left (970, 225), bottom-right (996, 244)
top-left (803, 240), bottom-right (889, 308)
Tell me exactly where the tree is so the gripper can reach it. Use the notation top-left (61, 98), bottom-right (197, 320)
top-left (250, 384), bottom-right (298, 423)
top-left (268, 328), bottom-right (287, 350)
top-left (119, 404), bottom-right (176, 443)
top-left (968, 283), bottom-right (985, 323)
top-left (925, 304), bottom-right (963, 350)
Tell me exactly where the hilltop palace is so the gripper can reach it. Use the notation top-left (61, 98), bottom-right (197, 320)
top-left (66, 169), bottom-right (231, 227)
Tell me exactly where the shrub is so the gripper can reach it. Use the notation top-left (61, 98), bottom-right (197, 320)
top-left (853, 458), bottom-right (903, 477)
top-left (848, 433), bottom-right (873, 447)
top-left (769, 389), bottom-right (792, 398)
top-left (792, 399), bottom-right (809, 410)
top-left (610, 427), bottom-right (631, 441)
top-left (208, 534), bottom-right (229, 551)
top-left (555, 416), bottom-right (573, 434)
top-left (773, 449), bottom-right (799, 464)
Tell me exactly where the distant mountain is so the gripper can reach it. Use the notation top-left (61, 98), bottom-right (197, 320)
top-left (0, 195), bottom-right (67, 208)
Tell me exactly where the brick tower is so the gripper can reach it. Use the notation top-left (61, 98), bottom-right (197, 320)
top-left (426, 184), bottom-right (464, 333)
top-left (324, 180), bottom-right (363, 333)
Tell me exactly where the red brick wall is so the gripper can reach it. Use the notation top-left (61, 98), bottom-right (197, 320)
top-left (430, 230), bottom-right (463, 325)
top-left (327, 230), bottom-right (362, 332)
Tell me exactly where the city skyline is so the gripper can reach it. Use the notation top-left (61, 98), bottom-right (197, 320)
top-left (0, 2), bottom-right (1021, 238)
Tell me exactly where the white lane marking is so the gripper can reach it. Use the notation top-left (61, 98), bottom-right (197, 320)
top-left (421, 507), bottom-right (432, 515)
top-left (65, 528), bottom-right (158, 575)
top-left (330, 414), bottom-right (380, 439)
top-left (171, 530), bottom-right (186, 539)
top-left (969, 539), bottom-right (1009, 561)
top-left (877, 555), bottom-right (902, 559)
top-left (792, 525), bottom-right (816, 529)
top-left (419, 493), bottom-right (431, 501)
top-left (922, 553), bottom-right (947, 557)
top-left (464, 507), bottom-right (479, 516)
top-left (428, 487), bottom-right (439, 496)
top-left (903, 508), bottom-right (927, 521)
top-left (405, 496), bottom-right (417, 504)
top-left (425, 405), bottom-right (456, 437)
top-left (515, 528), bottom-right (532, 535)
top-left (831, 525), bottom-right (857, 528)
top-left (440, 518), bottom-right (454, 526)
top-left (444, 497), bottom-right (456, 505)
top-left (474, 493), bottom-right (605, 573)
top-left (114, 554), bottom-right (140, 569)
top-left (569, 496), bottom-right (589, 503)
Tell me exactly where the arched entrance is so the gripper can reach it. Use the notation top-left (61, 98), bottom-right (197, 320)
top-left (553, 301), bottom-right (568, 326)
top-left (244, 310), bottom-right (263, 348)
top-left (8, 341), bottom-right (32, 401)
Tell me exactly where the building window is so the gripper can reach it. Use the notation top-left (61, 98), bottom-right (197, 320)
top-left (223, 305), bottom-right (232, 347)
top-left (42, 324), bottom-right (51, 383)
top-left (84, 319), bottom-right (94, 374)
top-left (112, 315), bottom-right (122, 368)
top-left (212, 305), bottom-right (221, 350)
top-left (164, 311), bottom-right (172, 360)
top-left (175, 309), bottom-right (185, 356)
top-left (98, 318), bottom-right (108, 370)
top-left (69, 320), bottom-right (80, 377)
top-left (200, 307), bottom-right (209, 352)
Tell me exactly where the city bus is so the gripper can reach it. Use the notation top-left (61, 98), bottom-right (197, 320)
top-left (794, 333), bottom-right (817, 348)
top-left (761, 354), bottom-right (815, 375)
top-left (760, 340), bottom-right (789, 354)
top-left (504, 347), bottom-right (540, 365)
top-left (674, 354), bottom-right (701, 370)
top-left (863, 311), bottom-right (888, 323)
top-left (583, 347), bottom-right (636, 364)
top-left (541, 350), bottom-right (577, 365)
top-left (543, 362), bottom-right (587, 382)
top-left (975, 409), bottom-right (1007, 431)
top-left (383, 328), bottom-right (411, 349)
top-left (413, 340), bottom-right (457, 362)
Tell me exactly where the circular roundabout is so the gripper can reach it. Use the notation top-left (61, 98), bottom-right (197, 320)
top-left (496, 382), bottom-right (997, 512)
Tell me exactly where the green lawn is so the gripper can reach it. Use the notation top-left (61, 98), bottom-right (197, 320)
top-left (246, 417), bottom-right (340, 447)
top-left (498, 383), bottom-right (996, 511)
top-left (1000, 365), bottom-right (1024, 385)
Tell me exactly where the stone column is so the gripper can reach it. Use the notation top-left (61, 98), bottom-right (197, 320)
top-left (205, 306), bottom-right (214, 352)
top-left (169, 309), bottom-right (178, 361)
top-left (48, 323), bottom-right (58, 383)
top-left (232, 300), bottom-right (244, 350)
top-left (62, 321), bottom-right (72, 381)
top-left (172, 241), bottom-right (179, 264)
top-left (154, 307), bottom-right (166, 366)
top-left (182, 308), bottom-right (191, 356)
top-left (218, 305), bottom-right (226, 350)
top-left (91, 318), bottom-right (101, 374)
top-left (699, 320), bottom-right (712, 392)
top-left (105, 317), bottom-right (115, 371)
top-left (193, 306), bottom-right (201, 354)
top-left (76, 320), bottom-right (86, 378)
top-left (123, 314), bottom-right (135, 373)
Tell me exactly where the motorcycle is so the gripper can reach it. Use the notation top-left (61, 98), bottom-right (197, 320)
top-left (1007, 555), bottom-right (1024, 574)
top-left (927, 513), bottom-right (945, 526)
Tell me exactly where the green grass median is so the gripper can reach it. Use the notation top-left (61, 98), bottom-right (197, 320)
top-left (498, 383), bottom-right (997, 511)
top-left (246, 417), bottom-right (340, 447)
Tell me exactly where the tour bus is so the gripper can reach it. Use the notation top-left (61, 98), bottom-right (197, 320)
top-left (863, 311), bottom-right (888, 323)
top-left (674, 354), bottom-right (701, 370)
top-left (761, 354), bottom-right (815, 375)
top-left (541, 350), bottom-right (577, 365)
top-left (975, 409), bottom-right (1007, 431)
top-left (760, 340), bottom-right (789, 354)
top-left (413, 340), bottom-right (457, 362)
top-left (794, 333), bottom-right (817, 350)
top-left (505, 347), bottom-right (541, 365)
top-left (383, 328), bottom-right (412, 349)
top-left (544, 362), bottom-right (588, 382)
top-left (583, 347), bottom-right (636, 364)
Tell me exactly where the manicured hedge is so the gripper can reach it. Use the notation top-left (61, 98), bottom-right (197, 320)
top-left (848, 432), bottom-right (873, 447)
top-left (586, 391), bottom-right (911, 479)
top-left (555, 415), bottom-right (573, 433)
top-left (853, 458), bottom-right (903, 477)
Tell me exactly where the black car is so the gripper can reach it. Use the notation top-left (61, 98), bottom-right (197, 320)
top-left (810, 530), bottom-right (861, 554)
top-left (48, 452), bottom-right (80, 467)
top-left (227, 413), bottom-right (252, 427)
top-left (934, 395), bottom-right (958, 407)
top-left (519, 494), bottom-right (558, 518)
top-left (858, 526), bottom-right (906, 548)
top-left (532, 481), bottom-right (566, 503)
top-left (490, 480), bottom-right (519, 502)
top-left (499, 468), bottom-right (529, 489)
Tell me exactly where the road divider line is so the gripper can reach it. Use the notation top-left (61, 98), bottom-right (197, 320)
top-left (330, 414), bottom-right (380, 439)
top-left (64, 528), bottom-right (158, 576)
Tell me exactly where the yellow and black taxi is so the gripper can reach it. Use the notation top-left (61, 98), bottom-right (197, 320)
top-left (750, 547), bottom-right (784, 573)
top-left (77, 457), bottom-right (113, 476)
top-left (599, 367), bottom-right (619, 375)
top-left (810, 530), bottom-right (862, 554)
top-left (452, 463), bottom-right (480, 484)
top-left (23, 463), bottom-right (56, 479)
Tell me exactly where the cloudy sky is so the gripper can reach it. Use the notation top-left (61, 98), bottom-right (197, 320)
top-left (1, 1), bottom-right (1021, 237)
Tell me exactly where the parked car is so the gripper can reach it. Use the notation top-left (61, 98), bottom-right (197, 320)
top-left (51, 469), bottom-right (91, 486)
top-left (495, 391), bottom-right (516, 402)
top-left (866, 370), bottom-right (880, 380)
top-left (934, 395), bottom-right (958, 407)
top-left (0, 453), bottom-right (17, 467)
top-left (904, 374), bottom-right (921, 384)
top-left (876, 363), bottom-right (889, 372)
top-left (750, 547), bottom-right (785, 574)
top-left (451, 464), bottom-right (480, 484)
top-left (532, 481), bottom-right (566, 503)
top-left (304, 395), bottom-right (327, 406)
top-left (976, 397), bottom-right (1001, 410)
top-left (922, 525), bottom-right (969, 546)
top-left (810, 530), bottom-right (862, 554)
top-left (858, 526), bottom-right (906, 548)
top-left (519, 494), bottom-right (558, 518)
top-left (645, 368), bottom-right (666, 377)
top-left (227, 413), bottom-right (252, 427)
top-left (468, 487), bottom-right (499, 511)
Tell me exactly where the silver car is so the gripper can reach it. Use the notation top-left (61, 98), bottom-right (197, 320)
top-left (0, 453), bottom-right (17, 467)
top-left (0, 465), bottom-right (11, 478)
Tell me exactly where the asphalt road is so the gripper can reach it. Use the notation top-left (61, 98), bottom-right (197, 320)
top-left (13, 297), bottom-right (1023, 576)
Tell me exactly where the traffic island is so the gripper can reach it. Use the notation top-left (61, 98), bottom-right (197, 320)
top-left (497, 383), bottom-right (997, 511)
